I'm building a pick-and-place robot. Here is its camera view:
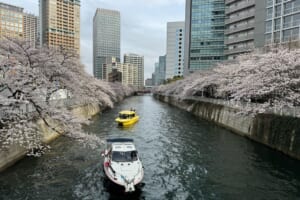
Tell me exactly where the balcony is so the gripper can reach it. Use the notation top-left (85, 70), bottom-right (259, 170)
top-left (224, 22), bottom-right (254, 35)
top-left (224, 34), bottom-right (254, 45)
top-left (225, 11), bottom-right (255, 25)
top-left (226, 0), bottom-right (255, 15)
top-left (225, 0), bottom-right (239, 5)
top-left (224, 47), bottom-right (253, 55)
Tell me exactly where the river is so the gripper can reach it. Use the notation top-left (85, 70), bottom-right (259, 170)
top-left (1, 95), bottom-right (300, 200)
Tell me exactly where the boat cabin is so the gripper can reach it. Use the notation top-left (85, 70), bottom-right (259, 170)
top-left (107, 142), bottom-right (138, 162)
top-left (118, 111), bottom-right (136, 119)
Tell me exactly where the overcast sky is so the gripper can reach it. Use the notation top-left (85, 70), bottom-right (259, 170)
top-left (4, 0), bottom-right (185, 80)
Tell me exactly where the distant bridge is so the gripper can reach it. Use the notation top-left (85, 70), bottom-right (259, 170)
top-left (134, 89), bottom-right (152, 95)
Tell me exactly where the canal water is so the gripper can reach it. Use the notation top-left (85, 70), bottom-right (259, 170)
top-left (1, 95), bottom-right (300, 200)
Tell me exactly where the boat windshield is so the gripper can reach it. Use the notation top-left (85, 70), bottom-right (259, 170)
top-left (119, 114), bottom-right (135, 119)
top-left (119, 114), bottom-right (129, 119)
top-left (112, 151), bottom-right (138, 162)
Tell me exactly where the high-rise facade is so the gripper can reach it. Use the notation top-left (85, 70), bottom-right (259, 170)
top-left (153, 62), bottom-right (159, 86)
top-left (184, 0), bottom-right (226, 74)
top-left (145, 78), bottom-right (153, 87)
top-left (265, 0), bottom-right (300, 47)
top-left (102, 56), bottom-right (139, 88)
top-left (224, 0), bottom-right (265, 59)
top-left (39, 0), bottom-right (80, 54)
top-left (124, 53), bottom-right (144, 89)
top-left (93, 8), bottom-right (120, 79)
top-left (120, 63), bottom-right (138, 88)
top-left (23, 13), bottom-right (38, 47)
top-left (152, 55), bottom-right (166, 86)
top-left (166, 22), bottom-right (185, 79)
top-left (158, 55), bottom-right (166, 83)
top-left (0, 3), bottom-right (23, 39)
top-left (225, 0), bottom-right (255, 59)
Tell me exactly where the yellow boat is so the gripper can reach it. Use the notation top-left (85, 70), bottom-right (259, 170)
top-left (115, 110), bottom-right (139, 126)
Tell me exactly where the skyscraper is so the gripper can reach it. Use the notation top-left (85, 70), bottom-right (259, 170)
top-left (184, 0), bottom-right (226, 74)
top-left (124, 53), bottom-right (144, 89)
top-left (166, 22), bottom-right (185, 79)
top-left (158, 55), bottom-right (166, 83)
top-left (265, 0), bottom-right (300, 47)
top-left (23, 13), bottom-right (38, 47)
top-left (152, 55), bottom-right (166, 86)
top-left (39, 0), bottom-right (80, 54)
top-left (93, 8), bottom-right (120, 79)
top-left (0, 3), bottom-right (23, 39)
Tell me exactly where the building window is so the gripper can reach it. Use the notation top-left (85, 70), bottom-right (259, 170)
top-left (293, 13), bottom-right (300, 26)
top-left (284, 2), bottom-right (292, 15)
top-left (283, 28), bottom-right (299, 42)
top-left (275, 5), bottom-right (281, 17)
top-left (265, 33), bottom-right (272, 44)
top-left (267, 8), bottom-right (273, 20)
top-left (267, 0), bottom-right (273, 7)
top-left (274, 18), bottom-right (281, 30)
top-left (283, 15), bottom-right (292, 29)
top-left (266, 21), bottom-right (272, 33)
top-left (274, 31), bottom-right (280, 43)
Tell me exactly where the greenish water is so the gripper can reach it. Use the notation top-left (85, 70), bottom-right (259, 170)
top-left (1, 96), bottom-right (300, 200)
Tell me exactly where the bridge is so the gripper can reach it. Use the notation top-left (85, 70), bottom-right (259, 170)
top-left (134, 89), bottom-right (152, 95)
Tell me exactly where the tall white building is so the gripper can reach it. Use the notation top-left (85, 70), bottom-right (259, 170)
top-left (124, 53), bottom-right (144, 89)
top-left (166, 21), bottom-right (185, 79)
top-left (93, 8), bottom-right (120, 79)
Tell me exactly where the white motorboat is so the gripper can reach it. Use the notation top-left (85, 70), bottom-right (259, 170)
top-left (102, 138), bottom-right (144, 192)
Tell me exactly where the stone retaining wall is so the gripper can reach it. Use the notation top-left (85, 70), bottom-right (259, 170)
top-left (154, 94), bottom-right (300, 160)
top-left (0, 103), bottom-right (100, 172)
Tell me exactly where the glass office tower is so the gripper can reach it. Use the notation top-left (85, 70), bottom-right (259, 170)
top-left (265, 0), bottom-right (300, 46)
top-left (184, 0), bottom-right (226, 73)
top-left (93, 8), bottom-right (120, 79)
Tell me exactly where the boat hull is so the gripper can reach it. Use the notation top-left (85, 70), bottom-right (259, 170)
top-left (103, 163), bottom-right (144, 192)
top-left (115, 116), bottom-right (139, 126)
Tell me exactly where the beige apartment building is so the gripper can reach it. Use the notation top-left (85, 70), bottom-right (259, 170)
top-left (0, 3), bottom-right (24, 39)
top-left (124, 53), bottom-right (144, 89)
top-left (40, 0), bottom-right (80, 54)
top-left (23, 13), bottom-right (38, 47)
top-left (119, 63), bottom-right (139, 88)
top-left (103, 56), bottom-right (139, 88)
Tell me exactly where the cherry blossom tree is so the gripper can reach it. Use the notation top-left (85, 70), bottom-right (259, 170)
top-left (0, 38), bottom-right (134, 155)
top-left (154, 48), bottom-right (300, 114)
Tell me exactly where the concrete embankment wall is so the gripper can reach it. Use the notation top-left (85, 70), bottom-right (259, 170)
top-left (154, 94), bottom-right (300, 160)
top-left (0, 103), bottom-right (100, 172)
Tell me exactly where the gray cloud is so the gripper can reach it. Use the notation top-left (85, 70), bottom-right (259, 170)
top-left (4, 0), bottom-right (185, 79)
